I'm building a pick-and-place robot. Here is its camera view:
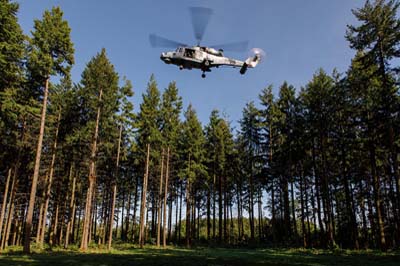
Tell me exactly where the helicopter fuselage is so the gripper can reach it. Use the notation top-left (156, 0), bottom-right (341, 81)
top-left (160, 46), bottom-right (245, 73)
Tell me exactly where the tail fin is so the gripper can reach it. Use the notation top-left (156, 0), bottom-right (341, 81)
top-left (240, 48), bottom-right (265, 75)
top-left (245, 53), bottom-right (262, 68)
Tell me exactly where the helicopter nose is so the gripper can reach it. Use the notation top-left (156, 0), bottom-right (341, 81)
top-left (160, 52), bottom-right (171, 63)
top-left (160, 53), bottom-right (166, 60)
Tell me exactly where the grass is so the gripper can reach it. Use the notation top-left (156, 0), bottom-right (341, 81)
top-left (0, 245), bottom-right (399, 266)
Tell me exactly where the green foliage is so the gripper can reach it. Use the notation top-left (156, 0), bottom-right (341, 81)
top-left (28, 6), bottom-right (74, 81)
top-left (179, 104), bottom-right (206, 181)
top-left (0, 0), bottom-right (25, 92)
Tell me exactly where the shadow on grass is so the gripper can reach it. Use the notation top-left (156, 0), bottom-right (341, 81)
top-left (0, 247), bottom-right (399, 266)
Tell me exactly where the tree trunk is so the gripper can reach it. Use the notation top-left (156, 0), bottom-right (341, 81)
top-left (41, 108), bottom-right (62, 248)
top-left (65, 171), bottom-right (76, 248)
top-left (300, 167), bottom-right (307, 248)
top-left (370, 142), bottom-right (386, 251)
top-left (186, 153), bottom-right (191, 248)
top-left (23, 77), bottom-right (49, 254)
top-left (249, 169), bottom-right (255, 241)
top-left (139, 143), bottom-right (150, 248)
top-left (1, 172), bottom-right (16, 250)
top-left (186, 180), bottom-right (191, 248)
top-left (207, 179), bottom-right (211, 241)
top-left (178, 180), bottom-right (182, 243)
top-left (131, 175), bottom-right (139, 242)
top-left (163, 147), bottom-right (170, 248)
top-left (2, 202), bottom-right (14, 249)
top-left (156, 149), bottom-right (164, 247)
top-left (218, 174), bottom-right (223, 243)
top-left (80, 88), bottom-right (102, 251)
top-left (0, 169), bottom-right (11, 241)
top-left (168, 194), bottom-right (172, 242)
top-left (213, 174), bottom-right (216, 240)
top-left (108, 124), bottom-right (122, 249)
top-left (290, 180), bottom-right (297, 238)
top-left (320, 135), bottom-right (335, 248)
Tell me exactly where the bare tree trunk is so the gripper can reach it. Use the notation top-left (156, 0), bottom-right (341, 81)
top-left (212, 174), bottom-right (216, 240)
top-left (108, 125), bottom-right (122, 250)
top-left (236, 182), bottom-right (242, 241)
top-left (39, 109), bottom-right (62, 248)
top-left (89, 189), bottom-right (97, 246)
top-left (131, 175), bottom-right (139, 242)
top-left (271, 179), bottom-right (276, 242)
top-left (2, 202), bottom-right (14, 249)
top-left (206, 179), bottom-right (211, 241)
top-left (300, 167), bottom-right (307, 248)
top-left (185, 179), bottom-right (191, 248)
top-left (218, 173), bottom-right (223, 243)
top-left (80, 88), bottom-right (102, 251)
top-left (39, 172), bottom-right (49, 247)
top-left (178, 181), bottom-right (182, 243)
top-left (174, 190), bottom-right (179, 242)
top-left (0, 169), bottom-right (11, 241)
top-left (370, 142), bottom-right (386, 251)
top-left (124, 190), bottom-right (131, 241)
top-left (65, 172), bottom-right (76, 248)
top-left (36, 200), bottom-right (44, 244)
top-left (1, 172), bottom-right (16, 250)
top-left (249, 169), bottom-right (255, 241)
top-left (156, 149), bottom-right (165, 247)
top-left (50, 203), bottom-right (59, 246)
top-left (168, 197), bottom-right (172, 242)
top-left (290, 180), bottom-right (297, 238)
top-left (139, 144), bottom-right (150, 248)
top-left (186, 153), bottom-right (191, 248)
top-left (163, 147), bottom-right (170, 248)
top-left (258, 186), bottom-right (263, 241)
top-left (24, 77), bottom-right (49, 254)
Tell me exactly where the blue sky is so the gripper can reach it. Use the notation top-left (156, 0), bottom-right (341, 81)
top-left (18, 0), bottom-right (365, 129)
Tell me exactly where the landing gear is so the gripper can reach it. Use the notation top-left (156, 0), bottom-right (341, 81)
top-left (179, 65), bottom-right (183, 70)
top-left (201, 73), bottom-right (206, 78)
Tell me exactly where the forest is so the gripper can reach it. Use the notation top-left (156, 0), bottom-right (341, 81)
top-left (0, 0), bottom-right (400, 264)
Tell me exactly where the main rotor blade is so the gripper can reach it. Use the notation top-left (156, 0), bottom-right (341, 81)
top-left (149, 34), bottom-right (187, 48)
top-left (190, 7), bottom-right (213, 45)
top-left (211, 41), bottom-right (249, 52)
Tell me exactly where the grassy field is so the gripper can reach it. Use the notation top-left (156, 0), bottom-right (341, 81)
top-left (0, 245), bottom-right (399, 266)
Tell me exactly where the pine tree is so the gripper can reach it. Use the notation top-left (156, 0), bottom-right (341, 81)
top-left (159, 81), bottom-right (182, 247)
top-left (136, 75), bottom-right (162, 247)
top-left (239, 101), bottom-right (262, 241)
top-left (24, 6), bottom-right (74, 254)
top-left (78, 48), bottom-right (119, 251)
top-left (302, 70), bottom-right (336, 248)
top-left (347, 0), bottom-right (400, 250)
top-left (179, 104), bottom-right (206, 247)
top-left (0, 0), bottom-right (25, 92)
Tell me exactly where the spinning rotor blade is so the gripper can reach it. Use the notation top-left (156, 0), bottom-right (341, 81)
top-left (249, 48), bottom-right (266, 58)
top-left (190, 7), bottom-right (213, 45)
top-left (149, 34), bottom-right (187, 48)
top-left (211, 41), bottom-right (249, 52)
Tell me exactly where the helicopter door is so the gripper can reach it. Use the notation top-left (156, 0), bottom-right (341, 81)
top-left (184, 48), bottom-right (195, 58)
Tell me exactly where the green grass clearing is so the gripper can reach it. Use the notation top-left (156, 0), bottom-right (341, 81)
top-left (0, 245), bottom-right (399, 266)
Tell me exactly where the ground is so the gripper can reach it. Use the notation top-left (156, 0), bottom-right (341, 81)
top-left (0, 245), bottom-right (399, 266)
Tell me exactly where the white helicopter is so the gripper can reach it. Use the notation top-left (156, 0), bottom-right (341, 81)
top-left (150, 7), bottom-right (265, 78)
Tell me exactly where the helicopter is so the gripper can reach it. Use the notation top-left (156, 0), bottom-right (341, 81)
top-left (150, 7), bottom-right (265, 78)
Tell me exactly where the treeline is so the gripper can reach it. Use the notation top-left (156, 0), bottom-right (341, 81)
top-left (0, 0), bottom-right (399, 253)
